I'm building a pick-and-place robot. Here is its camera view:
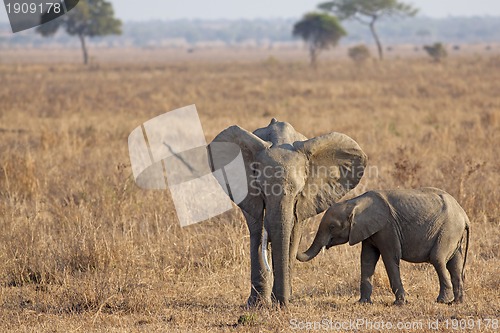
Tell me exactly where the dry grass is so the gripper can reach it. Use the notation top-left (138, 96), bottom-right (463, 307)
top-left (0, 53), bottom-right (499, 332)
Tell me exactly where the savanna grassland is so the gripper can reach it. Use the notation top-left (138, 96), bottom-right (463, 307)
top-left (0, 53), bottom-right (499, 332)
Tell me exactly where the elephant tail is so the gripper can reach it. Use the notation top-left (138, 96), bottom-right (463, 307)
top-left (462, 224), bottom-right (470, 282)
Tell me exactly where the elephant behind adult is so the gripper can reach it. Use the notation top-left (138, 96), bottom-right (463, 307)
top-left (209, 119), bottom-right (367, 306)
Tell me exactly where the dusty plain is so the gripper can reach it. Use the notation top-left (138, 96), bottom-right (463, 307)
top-left (0, 47), bottom-right (499, 332)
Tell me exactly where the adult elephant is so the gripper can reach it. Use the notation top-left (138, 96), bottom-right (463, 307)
top-left (209, 118), bottom-right (367, 306)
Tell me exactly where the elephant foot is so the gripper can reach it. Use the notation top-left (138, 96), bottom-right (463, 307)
top-left (358, 298), bottom-right (373, 304)
top-left (436, 292), bottom-right (454, 304)
top-left (392, 299), bottom-right (408, 306)
top-left (451, 292), bottom-right (464, 304)
top-left (246, 294), bottom-right (271, 309)
top-left (437, 298), bottom-right (451, 304)
top-left (393, 298), bottom-right (407, 306)
top-left (270, 294), bottom-right (289, 307)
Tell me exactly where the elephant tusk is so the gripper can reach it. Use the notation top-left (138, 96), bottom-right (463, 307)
top-left (262, 228), bottom-right (271, 272)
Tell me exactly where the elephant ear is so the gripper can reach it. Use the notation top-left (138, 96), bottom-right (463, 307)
top-left (294, 132), bottom-right (367, 221)
top-left (348, 194), bottom-right (390, 245)
top-left (209, 125), bottom-right (270, 221)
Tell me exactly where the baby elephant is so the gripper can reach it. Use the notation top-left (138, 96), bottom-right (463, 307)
top-left (297, 188), bottom-right (470, 305)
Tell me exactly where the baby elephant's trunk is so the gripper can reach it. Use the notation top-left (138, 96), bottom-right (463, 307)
top-left (296, 233), bottom-right (328, 262)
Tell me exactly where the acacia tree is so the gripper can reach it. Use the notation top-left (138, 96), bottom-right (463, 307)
top-left (319, 0), bottom-right (418, 60)
top-left (36, 0), bottom-right (121, 64)
top-left (293, 13), bottom-right (346, 68)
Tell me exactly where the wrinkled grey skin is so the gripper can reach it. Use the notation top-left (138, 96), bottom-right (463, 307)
top-left (210, 119), bottom-right (367, 306)
top-left (298, 188), bottom-right (470, 305)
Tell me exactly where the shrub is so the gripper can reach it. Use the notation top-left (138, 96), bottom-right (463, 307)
top-left (348, 44), bottom-right (371, 64)
top-left (423, 42), bottom-right (447, 62)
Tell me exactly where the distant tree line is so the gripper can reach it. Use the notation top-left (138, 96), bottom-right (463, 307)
top-left (2, 16), bottom-right (500, 48)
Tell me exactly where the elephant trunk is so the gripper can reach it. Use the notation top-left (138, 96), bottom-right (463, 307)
top-left (267, 203), bottom-right (294, 306)
top-left (297, 229), bottom-right (330, 262)
top-left (270, 222), bottom-right (292, 305)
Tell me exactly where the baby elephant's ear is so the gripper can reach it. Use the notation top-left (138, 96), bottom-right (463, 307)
top-left (348, 195), bottom-right (390, 245)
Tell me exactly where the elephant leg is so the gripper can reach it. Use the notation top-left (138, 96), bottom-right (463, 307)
top-left (446, 251), bottom-right (464, 303)
top-left (245, 212), bottom-right (272, 306)
top-left (381, 255), bottom-right (405, 305)
top-left (431, 260), bottom-right (454, 303)
top-left (288, 220), bottom-right (304, 299)
top-left (430, 242), bottom-right (454, 303)
top-left (359, 242), bottom-right (380, 304)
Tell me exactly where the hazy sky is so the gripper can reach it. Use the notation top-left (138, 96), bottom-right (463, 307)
top-left (2, 0), bottom-right (500, 22)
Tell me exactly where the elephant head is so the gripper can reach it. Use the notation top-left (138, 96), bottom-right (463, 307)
top-left (297, 193), bottom-right (390, 262)
top-left (210, 119), bottom-right (367, 305)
